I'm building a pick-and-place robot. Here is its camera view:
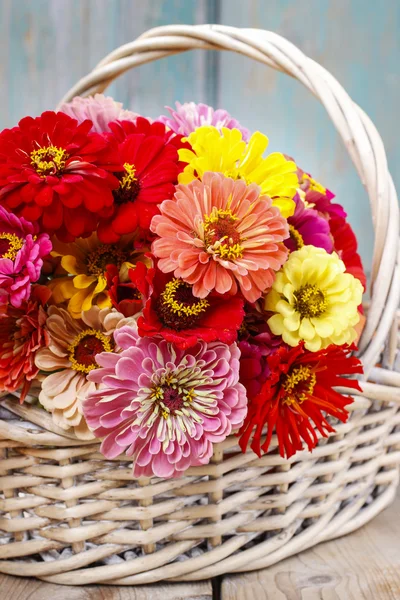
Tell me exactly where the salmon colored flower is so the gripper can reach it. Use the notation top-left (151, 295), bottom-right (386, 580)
top-left (238, 342), bottom-right (363, 458)
top-left (151, 172), bottom-right (289, 302)
top-left (35, 306), bottom-right (129, 439)
top-left (0, 111), bottom-right (122, 241)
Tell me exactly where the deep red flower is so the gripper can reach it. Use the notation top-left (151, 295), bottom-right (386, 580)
top-left (0, 111), bottom-right (122, 241)
top-left (238, 342), bottom-right (363, 459)
top-left (138, 266), bottom-right (245, 349)
top-left (0, 285), bottom-right (50, 402)
top-left (105, 261), bottom-right (154, 317)
top-left (329, 216), bottom-right (367, 290)
top-left (97, 118), bottom-right (188, 243)
top-left (238, 307), bottom-right (282, 399)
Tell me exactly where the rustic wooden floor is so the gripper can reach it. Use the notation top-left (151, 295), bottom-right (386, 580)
top-left (1, 489), bottom-right (399, 600)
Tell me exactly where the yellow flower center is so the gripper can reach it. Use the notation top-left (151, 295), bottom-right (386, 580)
top-left (30, 146), bottom-right (69, 178)
top-left (293, 284), bottom-right (327, 319)
top-left (288, 225), bottom-right (304, 250)
top-left (113, 162), bottom-right (141, 205)
top-left (282, 365), bottom-right (316, 405)
top-left (157, 278), bottom-right (209, 330)
top-left (203, 208), bottom-right (243, 260)
top-left (87, 245), bottom-right (128, 277)
top-left (0, 232), bottom-right (24, 260)
top-left (68, 329), bottom-right (113, 374)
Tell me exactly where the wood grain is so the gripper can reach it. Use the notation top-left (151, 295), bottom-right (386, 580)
top-left (0, 576), bottom-right (212, 599)
top-left (221, 489), bottom-right (400, 599)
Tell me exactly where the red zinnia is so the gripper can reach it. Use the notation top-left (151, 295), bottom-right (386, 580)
top-left (238, 343), bottom-right (363, 459)
top-left (0, 285), bottom-right (50, 402)
top-left (329, 217), bottom-right (367, 290)
top-left (105, 261), bottom-right (154, 317)
top-left (0, 111), bottom-right (121, 241)
top-left (138, 266), bottom-right (245, 349)
top-left (97, 118), bottom-right (187, 243)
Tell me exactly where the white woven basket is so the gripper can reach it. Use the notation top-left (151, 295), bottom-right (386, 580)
top-left (0, 24), bottom-right (399, 586)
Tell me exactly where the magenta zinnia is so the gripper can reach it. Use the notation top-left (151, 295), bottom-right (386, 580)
top-left (0, 206), bottom-right (52, 307)
top-left (151, 172), bottom-right (289, 302)
top-left (84, 323), bottom-right (247, 478)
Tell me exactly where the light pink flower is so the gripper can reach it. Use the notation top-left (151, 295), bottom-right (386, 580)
top-left (84, 323), bottom-right (247, 478)
top-left (0, 206), bottom-right (52, 307)
top-left (159, 102), bottom-right (250, 141)
top-left (58, 94), bottom-right (139, 133)
top-left (151, 172), bottom-right (289, 302)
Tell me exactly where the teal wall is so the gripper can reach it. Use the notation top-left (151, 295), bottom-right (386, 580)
top-left (1, 0), bottom-right (399, 273)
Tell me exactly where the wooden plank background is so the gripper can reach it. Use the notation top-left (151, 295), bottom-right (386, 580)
top-left (0, 0), bottom-right (399, 273)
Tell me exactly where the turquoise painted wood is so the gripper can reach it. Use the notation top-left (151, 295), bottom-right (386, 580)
top-left (0, 0), bottom-right (398, 272)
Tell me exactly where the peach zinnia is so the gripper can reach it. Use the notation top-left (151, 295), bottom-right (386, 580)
top-left (151, 172), bottom-right (289, 302)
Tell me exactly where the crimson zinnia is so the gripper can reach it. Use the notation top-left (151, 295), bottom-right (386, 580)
top-left (138, 265), bottom-right (245, 349)
top-left (97, 118), bottom-right (186, 243)
top-left (238, 343), bottom-right (363, 458)
top-left (0, 111), bottom-right (121, 241)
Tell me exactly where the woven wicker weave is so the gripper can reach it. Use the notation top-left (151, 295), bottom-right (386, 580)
top-left (0, 24), bottom-right (399, 586)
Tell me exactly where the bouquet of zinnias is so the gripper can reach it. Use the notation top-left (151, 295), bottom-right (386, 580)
top-left (0, 96), bottom-right (366, 478)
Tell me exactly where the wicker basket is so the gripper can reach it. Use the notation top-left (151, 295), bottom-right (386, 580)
top-left (1, 24), bottom-right (400, 586)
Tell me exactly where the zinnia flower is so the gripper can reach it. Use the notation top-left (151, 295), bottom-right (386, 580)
top-left (329, 216), bottom-right (367, 290)
top-left (35, 306), bottom-right (128, 439)
top-left (265, 245), bottom-right (363, 351)
top-left (238, 308), bottom-right (282, 399)
top-left (158, 101), bottom-right (250, 140)
top-left (138, 265), bottom-right (245, 349)
top-left (178, 126), bottom-right (298, 218)
top-left (106, 261), bottom-right (154, 317)
top-left (0, 111), bottom-right (121, 241)
top-left (0, 206), bottom-right (52, 307)
top-left (239, 342), bottom-right (363, 458)
top-left (83, 324), bottom-right (248, 478)
top-left (97, 118), bottom-right (186, 243)
top-left (151, 172), bottom-right (289, 302)
top-left (58, 94), bottom-right (139, 133)
top-left (286, 193), bottom-right (333, 253)
top-left (50, 234), bottom-right (147, 318)
top-left (0, 286), bottom-right (50, 402)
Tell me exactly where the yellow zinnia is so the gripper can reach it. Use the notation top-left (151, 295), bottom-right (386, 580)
top-left (178, 126), bottom-right (298, 218)
top-left (265, 245), bottom-right (363, 352)
top-left (50, 234), bottom-right (146, 319)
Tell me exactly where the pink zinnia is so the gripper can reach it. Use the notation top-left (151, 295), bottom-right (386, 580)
top-left (83, 323), bottom-right (247, 478)
top-left (58, 94), bottom-right (139, 133)
top-left (159, 102), bottom-right (250, 141)
top-left (151, 173), bottom-right (289, 302)
top-left (0, 206), bottom-right (52, 307)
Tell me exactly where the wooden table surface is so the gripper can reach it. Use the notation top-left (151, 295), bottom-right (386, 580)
top-left (2, 489), bottom-right (400, 600)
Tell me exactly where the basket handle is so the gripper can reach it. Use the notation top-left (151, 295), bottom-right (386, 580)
top-left (58, 24), bottom-right (399, 373)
